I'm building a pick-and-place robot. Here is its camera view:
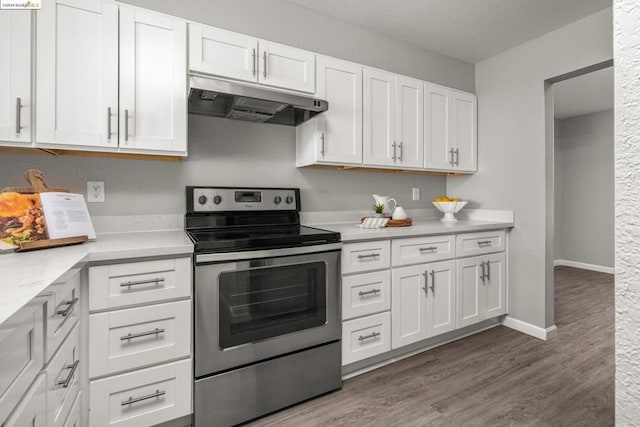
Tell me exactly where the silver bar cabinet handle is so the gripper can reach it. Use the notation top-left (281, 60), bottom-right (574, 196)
top-left (121, 389), bottom-right (166, 406)
top-left (357, 253), bottom-right (380, 259)
top-left (15, 97), bottom-right (22, 135)
top-left (392, 142), bottom-right (397, 161)
top-left (56, 360), bottom-right (79, 388)
top-left (358, 331), bottom-right (380, 341)
top-left (263, 51), bottom-right (267, 78)
top-left (419, 246), bottom-right (437, 252)
top-left (477, 240), bottom-right (492, 247)
top-left (120, 277), bottom-right (165, 288)
top-left (320, 132), bottom-right (325, 157)
top-left (480, 261), bottom-right (486, 282)
top-left (449, 148), bottom-right (454, 166)
top-left (107, 107), bottom-right (112, 140)
top-left (485, 261), bottom-right (490, 281)
top-left (124, 109), bottom-right (129, 142)
top-left (429, 270), bottom-right (435, 294)
top-left (120, 328), bottom-right (165, 341)
top-left (423, 270), bottom-right (429, 295)
top-left (252, 48), bottom-right (256, 76)
top-left (56, 297), bottom-right (79, 317)
top-left (455, 148), bottom-right (459, 166)
top-left (358, 289), bottom-right (380, 297)
top-left (398, 141), bottom-right (403, 161)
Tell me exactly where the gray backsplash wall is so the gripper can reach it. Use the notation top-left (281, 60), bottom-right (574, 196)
top-left (0, 115), bottom-right (446, 215)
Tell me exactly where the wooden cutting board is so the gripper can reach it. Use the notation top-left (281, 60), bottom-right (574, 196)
top-left (387, 218), bottom-right (412, 227)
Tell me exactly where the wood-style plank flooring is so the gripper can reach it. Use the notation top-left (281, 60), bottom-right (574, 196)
top-left (249, 266), bottom-right (614, 426)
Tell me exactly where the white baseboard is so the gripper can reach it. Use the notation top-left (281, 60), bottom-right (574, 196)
top-left (553, 259), bottom-right (614, 274)
top-left (502, 316), bottom-right (558, 341)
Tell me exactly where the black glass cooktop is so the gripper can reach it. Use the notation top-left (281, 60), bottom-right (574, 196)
top-left (187, 225), bottom-right (341, 253)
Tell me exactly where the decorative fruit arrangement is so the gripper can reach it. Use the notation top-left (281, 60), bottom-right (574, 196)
top-left (433, 196), bottom-right (459, 202)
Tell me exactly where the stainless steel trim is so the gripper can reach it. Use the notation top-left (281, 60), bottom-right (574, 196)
top-left (121, 389), bottom-right (165, 406)
top-left (107, 107), bottom-right (112, 140)
top-left (480, 261), bottom-right (486, 282)
top-left (357, 253), bottom-right (380, 259)
top-left (56, 360), bottom-right (79, 388)
top-left (398, 141), bottom-right (403, 161)
top-left (56, 298), bottom-right (79, 317)
top-left (358, 289), bottom-right (380, 297)
top-left (15, 97), bottom-right (21, 135)
top-left (429, 270), bottom-right (435, 294)
top-left (252, 48), bottom-right (256, 76)
top-left (196, 242), bottom-right (342, 263)
top-left (120, 328), bottom-right (165, 341)
top-left (477, 240), bottom-right (492, 246)
top-left (455, 148), bottom-right (459, 166)
top-left (120, 277), bottom-right (165, 287)
top-left (358, 331), bottom-right (380, 341)
top-left (419, 246), bottom-right (437, 252)
top-left (124, 109), bottom-right (129, 142)
top-left (320, 132), bottom-right (325, 157)
top-left (263, 51), bottom-right (267, 78)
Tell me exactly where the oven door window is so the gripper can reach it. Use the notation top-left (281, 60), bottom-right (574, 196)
top-left (218, 261), bottom-right (327, 349)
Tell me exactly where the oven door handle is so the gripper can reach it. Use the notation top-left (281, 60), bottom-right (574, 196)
top-left (195, 242), bottom-right (343, 263)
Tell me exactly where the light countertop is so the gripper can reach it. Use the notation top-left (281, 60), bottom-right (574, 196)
top-left (1, 230), bottom-right (193, 325)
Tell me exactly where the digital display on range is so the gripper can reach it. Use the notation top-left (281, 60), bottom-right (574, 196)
top-left (235, 191), bottom-right (262, 203)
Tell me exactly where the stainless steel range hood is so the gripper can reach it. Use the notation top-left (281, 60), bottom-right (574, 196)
top-left (188, 76), bottom-right (328, 126)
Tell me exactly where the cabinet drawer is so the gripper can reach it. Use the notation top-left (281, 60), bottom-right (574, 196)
top-left (391, 234), bottom-right (455, 266)
top-left (0, 302), bottom-right (44, 423)
top-left (62, 391), bottom-right (81, 427)
top-left (456, 230), bottom-right (506, 257)
top-left (89, 359), bottom-right (192, 427)
top-left (342, 240), bottom-right (391, 274)
top-left (342, 312), bottom-right (391, 365)
top-left (46, 323), bottom-right (80, 427)
top-left (89, 257), bottom-right (191, 311)
top-left (342, 270), bottom-right (391, 320)
top-left (45, 269), bottom-right (81, 362)
top-left (2, 374), bottom-right (46, 427)
top-left (89, 300), bottom-right (191, 378)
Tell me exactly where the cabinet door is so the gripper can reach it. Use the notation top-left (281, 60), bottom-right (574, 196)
top-left (37, 0), bottom-right (118, 148)
top-left (451, 90), bottom-right (477, 172)
top-left (485, 252), bottom-right (507, 318)
top-left (363, 68), bottom-right (396, 166)
top-left (3, 375), bottom-right (46, 427)
top-left (315, 56), bottom-right (362, 164)
top-left (258, 41), bottom-right (315, 93)
top-left (425, 260), bottom-right (457, 337)
top-left (395, 76), bottom-right (423, 168)
top-left (0, 11), bottom-right (31, 144)
top-left (119, 6), bottom-right (187, 153)
top-left (189, 23), bottom-right (258, 82)
top-left (424, 83), bottom-right (454, 170)
top-left (456, 257), bottom-right (485, 328)
top-left (391, 265), bottom-right (427, 349)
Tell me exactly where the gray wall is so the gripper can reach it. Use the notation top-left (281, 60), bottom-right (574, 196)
top-left (447, 8), bottom-right (613, 331)
top-left (554, 110), bottom-right (614, 268)
top-left (0, 116), bottom-right (445, 215)
top-left (120, 0), bottom-right (475, 92)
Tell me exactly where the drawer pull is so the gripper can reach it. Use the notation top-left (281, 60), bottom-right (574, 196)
top-left (477, 240), bottom-right (492, 247)
top-left (120, 328), bottom-right (165, 341)
top-left (419, 246), bottom-right (437, 252)
top-left (56, 297), bottom-right (79, 317)
top-left (358, 331), bottom-right (381, 341)
top-left (120, 277), bottom-right (165, 288)
top-left (56, 360), bottom-right (79, 388)
top-left (357, 253), bottom-right (380, 259)
top-left (121, 389), bottom-right (166, 407)
top-left (358, 289), bottom-right (380, 297)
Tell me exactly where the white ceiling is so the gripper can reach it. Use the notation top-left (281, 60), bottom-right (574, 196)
top-left (284, 0), bottom-right (611, 63)
top-left (554, 67), bottom-right (614, 119)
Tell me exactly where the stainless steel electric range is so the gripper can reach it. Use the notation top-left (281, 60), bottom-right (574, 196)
top-left (185, 186), bottom-right (342, 426)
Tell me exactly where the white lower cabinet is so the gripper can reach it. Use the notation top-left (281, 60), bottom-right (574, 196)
top-left (457, 252), bottom-right (506, 328)
top-left (342, 270), bottom-right (391, 321)
top-left (342, 312), bottom-right (391, 365)
top-left (2, 374), bottom-right (46, 427)
top-left (89, 359), bottom-right (191, 427)
top-left (46, 323), bottom-right (81, 427)
top-left (63, 392), bottom-right (82, 427)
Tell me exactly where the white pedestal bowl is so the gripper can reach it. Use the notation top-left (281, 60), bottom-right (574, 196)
top-left (432, 201), bottom-right (468, 223)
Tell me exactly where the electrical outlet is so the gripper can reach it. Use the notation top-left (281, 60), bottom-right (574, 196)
top-left (87, 181), bottom-right (105, 203)
top-left (412, 187), bottom-right (420, 201)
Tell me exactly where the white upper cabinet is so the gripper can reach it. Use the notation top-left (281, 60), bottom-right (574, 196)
top-left (296, 56), bottom-right (362, 166)
top-left (119, 6), bottom-right (187, 153)
top-left (395, 76), bottom-right (424, 168)
top-left (0, 11), bottom-right (32, 145)
top-left (363, 67), bottom-right (396, 167)
top-left (189, 23), bottom-right (315, 93)
top-left (36, 0), bottom-right (118, 148)
top-left (424, 83), bottom-right (477, 172)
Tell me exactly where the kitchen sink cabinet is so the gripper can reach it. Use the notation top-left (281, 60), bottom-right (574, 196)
top-left (457, 252), bottom-right (506, 328)
top-left (0, 10), bottom-right (32, 145)
top-left (424, 83), bottom-right (477, 172)
top-left (296, 56), bottom-right (363, 166)
top-left (189, 23), bottom-right (315, 93)
top-left (36, 0), bottom-right (187, 156)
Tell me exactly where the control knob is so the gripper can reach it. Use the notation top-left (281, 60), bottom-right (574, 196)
top-left (285, 195), bottom-right (294, 204)
top-left (213, 195), bottom-right (222, 205)
top-left (273, 196), bottom-right (282, 204)
top-left (198, 195), bottom-right (207, 205)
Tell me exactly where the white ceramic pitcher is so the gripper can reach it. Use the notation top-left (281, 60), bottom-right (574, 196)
top-left (372, 194), bottom-right (397, 214)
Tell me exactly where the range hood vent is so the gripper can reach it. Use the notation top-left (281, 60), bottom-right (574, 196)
top-left (188, 76), bottom-right (328, 126)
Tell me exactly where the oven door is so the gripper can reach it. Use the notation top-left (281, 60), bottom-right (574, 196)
top-left (194, 244), bottom-right (341, 377)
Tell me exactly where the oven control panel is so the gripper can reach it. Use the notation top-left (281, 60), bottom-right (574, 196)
top-left (191, 187), bottom-right (299, 212)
